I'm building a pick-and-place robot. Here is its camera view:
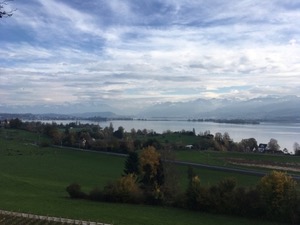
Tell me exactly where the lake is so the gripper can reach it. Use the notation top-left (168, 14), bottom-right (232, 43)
top-left (44, 119), bottom-right (300, 153)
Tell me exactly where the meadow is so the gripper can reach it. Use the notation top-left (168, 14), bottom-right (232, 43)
top-left (0, 129), bottom-right (294, 225)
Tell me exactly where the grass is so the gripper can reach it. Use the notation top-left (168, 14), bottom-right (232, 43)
top-left (0, 129), bottom-right (292, 225)
top-left (176, 149), bottom-right (300, 165)
top-left (1, 128), bottom-right (49, 144)
top-left (175, 149), bottom-right (300, 172)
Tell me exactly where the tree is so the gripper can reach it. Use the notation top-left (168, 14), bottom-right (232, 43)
top-left (222, 132), bottom-right (232, 151)
top-left (124, 152), bottom-right (140, 175)
top-left (113, 126), bottom-right (124, 139)
top-left (130, 128), bottom-right (136, 138)
top-left (214, 132), bottom-right (225, 151)
top-left (66, 183), bottom-right (86, 199)
top-left (187, 166), bottom-right (197, 181)
top-left (294, 142), bottom-right (300, 155)
top-left (186, 175), bottom-right (202, 209)
top-left (63, 132), bottom-right (76, 146)
top-left (9, 118), bottom-right (22, 129)
top-left (268, 138), bottom-right (280, 152)
top-left (239, 138), bottom-right (258, 152)
top-left (102, 174), bottom-right (143, 203)
top-left (211, 177), bottom-right (237, 214)
top-left (257, 171), bottom-right (298, 222)
top-left (214, 132), bottom-right (223, 143)
top-left (103, 122), bottom-right (114, 138)
top-left (0, 0), bottom-right (14, 18)
top-left (139, 146), bottom-right (161, 188)
top-left (223, 132), bottom-right (231, 143)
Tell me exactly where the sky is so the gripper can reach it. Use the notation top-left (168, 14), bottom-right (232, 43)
top-left (1, 0), bottom-right (300, 114)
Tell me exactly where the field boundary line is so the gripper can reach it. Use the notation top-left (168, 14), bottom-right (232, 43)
top-left (0, 209), bottom-right (112, 225)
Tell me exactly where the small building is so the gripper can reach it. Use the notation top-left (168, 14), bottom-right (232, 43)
top-left (258, 143), bottom-right (268, 153)
top-left (185, 145), bottom-right (193, 149)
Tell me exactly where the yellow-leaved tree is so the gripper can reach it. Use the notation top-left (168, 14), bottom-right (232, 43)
top-left (139, 146), bottom-right (161, 183)
top-left (139, 146), bottom-right (165, 204)
top-left (102, 173), bottom-right (143, 203)
top-left (257, 171), bottom-right (298, 222)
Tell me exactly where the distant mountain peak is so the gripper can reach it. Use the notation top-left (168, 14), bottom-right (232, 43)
top-left (138, 95), bottom-right (300, 121)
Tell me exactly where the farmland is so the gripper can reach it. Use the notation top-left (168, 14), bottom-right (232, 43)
top-left (0, 129), bottom-right (297, 224)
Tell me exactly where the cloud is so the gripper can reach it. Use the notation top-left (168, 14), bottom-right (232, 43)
top-left (1, 0), bottom-right (300, 113)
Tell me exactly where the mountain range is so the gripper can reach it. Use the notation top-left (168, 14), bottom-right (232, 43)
top-left (138, 95), bottom-right (300, 121)
top-left (1, 95), bottom-right (300, 122)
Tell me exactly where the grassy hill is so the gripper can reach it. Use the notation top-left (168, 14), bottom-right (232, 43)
top-left (0, 129), bottom-right (292, 225)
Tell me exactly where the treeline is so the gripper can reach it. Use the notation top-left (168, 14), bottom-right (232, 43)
top-left (2, 118), bottom-right (299, 154)
top-left (188, 118), bottom-right (260, 124)
top-left (66, 146), bottom-right (300, 224)
top-left (67, 147), bottom-right (178, 205)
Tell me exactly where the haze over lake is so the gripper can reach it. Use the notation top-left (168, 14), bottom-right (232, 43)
top-left (50, 120), bottom-right (300, 154)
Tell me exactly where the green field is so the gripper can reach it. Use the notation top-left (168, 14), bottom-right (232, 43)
top-left (0, 129), bottom-right (292, 225)
top-left (176, 149), bottom-right (300, 167)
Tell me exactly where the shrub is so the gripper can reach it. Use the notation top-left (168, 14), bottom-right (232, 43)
top-left (207, 177), bottom-right (237, 214)
top-left (89, 188), bottom-right (103, 201)
top-left (257, 171), bottom-right (299, 223)
top-left (102, 174), bottom-right (144, 204)
top-left (185, 176), bottom-right (210, 211)
top-left (143, 184), bottom-right (165, 205)
top-left (66, 183), bottom-right (87, 199)
top-left (233, 187), bottom-right (263, 217)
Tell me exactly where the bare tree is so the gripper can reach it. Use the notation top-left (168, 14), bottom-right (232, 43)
top-left (0, 0), bottom-right (14, 18)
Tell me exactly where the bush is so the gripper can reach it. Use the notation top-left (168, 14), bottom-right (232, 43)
top-left (185, 176), bottom-right (210, 211)
top-left (257, 171), bottom-right (299, 223)
top-left (102, 174), bottom-right (144, 204)
top-left (183, 172), bottom-right (299, 223)
top-left (89, 188), bottom-right (103, 201)
top-left (205, 178), bottom-right (236, 214)
top-left (66, 183), bottom-right (87, 199)
top-left (233, 187), bottom-right (263, 217)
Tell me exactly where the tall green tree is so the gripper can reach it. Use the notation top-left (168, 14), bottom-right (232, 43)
top-left (124, 152), bottom-right (140, 175)
top-left (113, 126), bottom-right (124, 139)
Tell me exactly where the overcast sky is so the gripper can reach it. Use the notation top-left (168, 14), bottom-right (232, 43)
top-left (1, 0), bottom-right (300, 114)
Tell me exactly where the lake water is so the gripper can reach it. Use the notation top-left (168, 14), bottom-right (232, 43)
top-left (45, 120), bottom-right (300, 153)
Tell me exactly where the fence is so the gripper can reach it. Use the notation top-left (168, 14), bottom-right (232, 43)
top-left (0, 209), bottom-right (112, 225)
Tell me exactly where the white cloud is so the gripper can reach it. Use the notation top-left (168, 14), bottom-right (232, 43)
top-left (1, 0), bottom-right (300, 113)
